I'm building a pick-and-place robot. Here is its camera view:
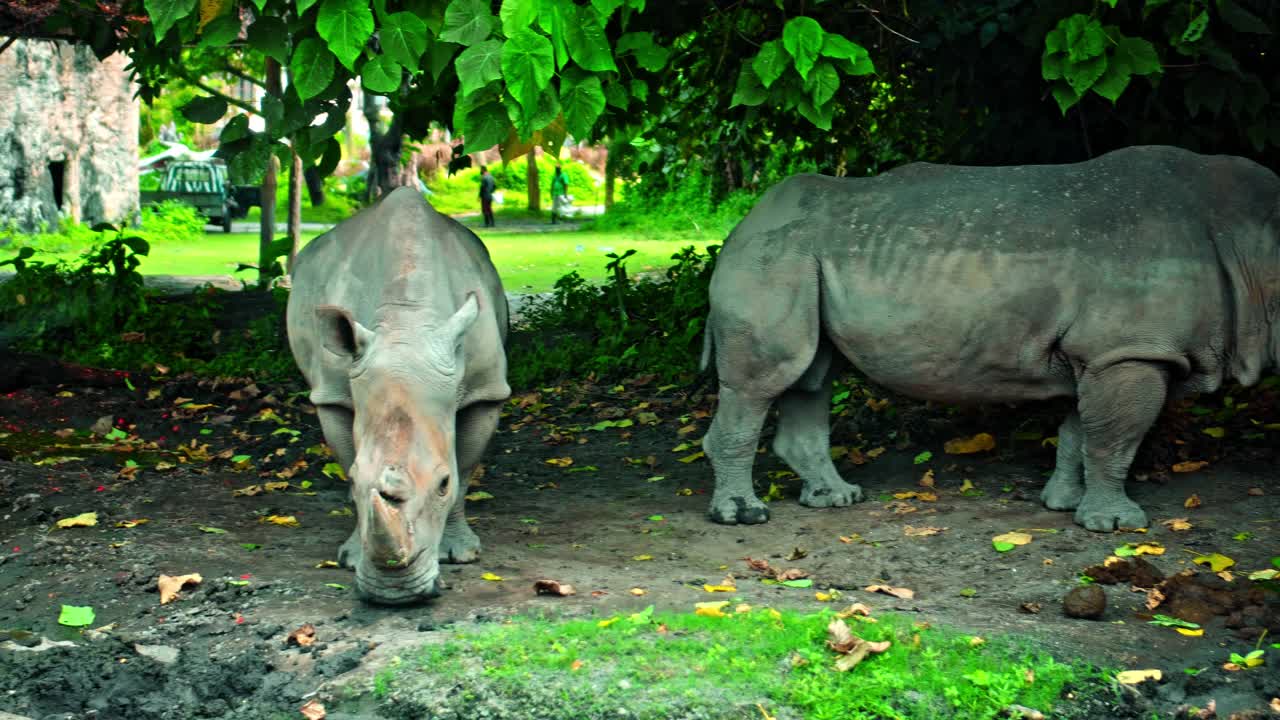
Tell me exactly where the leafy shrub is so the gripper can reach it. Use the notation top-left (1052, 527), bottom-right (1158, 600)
top-left (509, 244), bottom-right (720, 388)
top-left (425, 155), bottom-right (602, 216)
top-left (140, 200), bottom-right (208, 241)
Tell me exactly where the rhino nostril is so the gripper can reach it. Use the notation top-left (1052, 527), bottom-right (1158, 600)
top-left (378, 487), bottom-right (407, 507)
top-left (437, 474), bottom-right (451, 497)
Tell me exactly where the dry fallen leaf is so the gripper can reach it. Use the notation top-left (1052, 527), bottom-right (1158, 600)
top-left (918, 469), bottom-right (936, 488)
top-left (286, 623), bottom-right (316, 647)
top-left (264, 515), bottom-right (300, 527)
top-left (298, 700), bottom-right (325, 719)
top-left (56, 512), bottom-right (99, 529)
top-left (1184, 493), bottom-right (1202, 509)
top-left (157, 573), bottom-right (202, 604)
top-left (826, 618), bottom-right (891, 671)
top-left (865, 584), bottom-right (915, 600)
top-left (1115, 669), bottom-right (1162, 684)
top-left (629, 588), bottom-right (646, 596)
top-left (1172, 461), bottom-right (1209, 474)
top-left (903, 525), bottom-right (946, 537)
top-left (837, 603), bottom-right (874, 619)
top-left (695, 601), bottom-right (731, 618)
top-left (1019, 602), bottom-right (1042, 614)
top-left (1161, 517), bottom-right (1193, 532)
top-left (866, 447), bottom-right (886, 459)
top-left (944, 433), bottom-right (996, 454)
top-left (544, 457), bottom-right (574, 468)
top-left (314, 560), bottom-right (339, 569)
top-left (1247, 487), bottom-right (1264, 496)
top-left (892, 491), bottom-right (938, 502)
top-left (992, 531), bottom-right (1034, 546)
top-left (533, 579), bottom-right (576, 596)
top-left (571, 659), bottom-right (584, 671)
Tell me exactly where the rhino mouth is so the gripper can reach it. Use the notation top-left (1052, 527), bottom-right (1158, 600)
top-left (355, 551), bottom-right (441, 605)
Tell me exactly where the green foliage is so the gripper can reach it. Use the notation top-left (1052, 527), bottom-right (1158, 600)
top-left (373, 609), bottom-right (1092, 719)
top-left (1042, 15), bottom-right (1162, 113)
top-left (508, 243), bottom-right (718, 387)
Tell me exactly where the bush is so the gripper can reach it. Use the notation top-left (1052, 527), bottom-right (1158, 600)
top-left (509, 243), bottom-right (720, 388)
top-left (140, 200), bottom-right (208, 240)
top-left (425, 155), bottom-right (602, 216)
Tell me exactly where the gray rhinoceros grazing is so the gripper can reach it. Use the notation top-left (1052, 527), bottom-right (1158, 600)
top-left (287, 187), bottom-right (510, 604)
top-left (700, 145), bottom-right (1280, 532)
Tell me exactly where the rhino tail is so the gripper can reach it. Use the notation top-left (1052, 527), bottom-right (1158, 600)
top-left (699, 328), bottom-right (714, 373)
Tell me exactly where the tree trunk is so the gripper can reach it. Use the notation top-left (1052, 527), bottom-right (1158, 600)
top-left (259, 58), bottom-right (281, 290)
top-left (526, 150), bottom-right (540, 213)
top-left (363, 90), bottom-right (406, 202)
top-left (287, 146), bottom-right (302, 272)
top-left (604, 164), bottom-right (615, 209)
top-left (303, 165), bottom-right (326, 205)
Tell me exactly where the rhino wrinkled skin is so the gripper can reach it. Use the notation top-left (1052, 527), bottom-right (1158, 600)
top-left (701, 145), bottom-right (1280, 531)
top-left (287, 187), bottom-right (510, 604)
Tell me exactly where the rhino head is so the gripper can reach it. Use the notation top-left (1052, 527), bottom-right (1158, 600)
top-left (315, 294), bottom-right (480, 604)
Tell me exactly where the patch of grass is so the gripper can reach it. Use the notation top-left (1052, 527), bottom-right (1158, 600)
top-left (369, 607), bottom-right (1098, 720)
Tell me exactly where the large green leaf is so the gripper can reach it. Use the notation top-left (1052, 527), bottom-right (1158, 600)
top-left (630, 78), bottom-right (648, 103)
top-left (440, 0), bottom-right (496, 46)
top-left (462, 101), bottom-right (511, 151)
top-left (591, 0), bottom-right (623, 20)
top-left (456, 39), bottom-right (505, 97)
top-left (797, 98), bottom-right (833, 130)
top-left (428, 39), bottom-right (459, 81)
top-left (500, 0), bottom-right (539, 36)
top-left (751, 40), bottom-right (788, 88)
top-left (1114, 36), bottom-right (1161, 76)
top-left (506, 85), bottom-right (560, 139)
top-left (297, 0), bottom-right (321, 13)
top-left (1051, 81), bottom-right (1081, 114)
top-left (247, 17), bottom-right (289, 62)
top-left (615, 32), bottom-right (669, 72)
top-left (361, 55), bottom-right (403, 93)
top-left (290, 38), bottom-right (337, 101)
top-left (604, 80), bottom-right (628, 108)
top-left (560, 68), bottom-right (605, 139)
top-left (1217, 0), bottom-right (1271, 34)
top-left (1061, 14), bottom-right (1105, 62)
top-left (501, 29), bottom-right (555, 114)
top-left (563, 5), bottom-right (616, 72)
top-left (805, 60), bottom-right (839, 106)
top-left (1090, 60), bottom-right (1131, 102)
top-left (180, 95), bottom-right (228, 123)
top-left (146, 0), bottom-right (197, 41)
top-left (1065, 54), bottom-right (1107, 94)
top-left (317, 0), bottom-right (375, 70)
top-left (198, 13), bottom-right (242, 47)
top-left (729, 65), bottom-right (767, 108)
top-left (782, 16), bottom-right (824, 79)
top-left (381, 12), bottom-right (429, 69)
top-left (823, 33), bottom-right (874, 75)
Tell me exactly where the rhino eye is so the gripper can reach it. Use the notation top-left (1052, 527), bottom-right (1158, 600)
top-left (437, 474), bottom-right (451, 497)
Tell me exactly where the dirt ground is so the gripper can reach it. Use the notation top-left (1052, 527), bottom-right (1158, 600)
top-left (0, 362), bottom-right (1277, 719)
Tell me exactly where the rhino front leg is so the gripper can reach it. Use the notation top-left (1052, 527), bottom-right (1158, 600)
top-left (1040, 412), bottom-right (1085, 510)
top-left (703, 386), bottom-right (772, 525)
top-left (313, 404), bottom-right (363, 568)
top-left (440, 401), bottom-right (501, 564)
top-left (773, 346), bottom-right (863, 508)
top-left (1073, 361), bottom-right (1168, 531)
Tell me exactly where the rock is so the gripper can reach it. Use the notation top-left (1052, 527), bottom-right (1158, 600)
top-left (91, 415), bottom-right (115, 436)
top-left (1063, 585), bottom-right (1106, 619)
top-left (134, 643), bottom-right (180, 664)
top-left (0, 711), bottom-right (36, 720)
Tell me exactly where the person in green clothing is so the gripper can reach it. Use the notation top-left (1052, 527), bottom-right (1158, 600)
top-left (550, 165), bottom-right (571, 224)
top-left (478, 165), bottom-right (496, 227)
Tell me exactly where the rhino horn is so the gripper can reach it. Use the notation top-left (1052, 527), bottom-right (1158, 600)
top-left (364, 489), bottom-right (414, 567)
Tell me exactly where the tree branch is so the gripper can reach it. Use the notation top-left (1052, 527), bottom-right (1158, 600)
top-left (857, 3), bottom-right (919, 44)
top-left (0, 36), bottom-right (18, 57)
top-left (221, 64), bottom-right (266, 89)
top-left (177, 70), bottom-right (261, 116)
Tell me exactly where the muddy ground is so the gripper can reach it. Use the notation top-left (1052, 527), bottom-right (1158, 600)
top-left (0, 356), bottom-right (1277, 719)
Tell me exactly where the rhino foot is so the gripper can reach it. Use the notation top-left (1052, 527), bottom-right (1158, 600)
top-left (1073, 495), bottom-right (1148, 532)
top-left (1040, 472), bottom-right (1084, 511)
top-left (799, 479), bottom-right (863, 508)
top-left (338, 530), bottom-right (362, 569)
top-left (707, 493), bottom-right (770, 525)
top-left (439, 524), bottom-right (482, 564)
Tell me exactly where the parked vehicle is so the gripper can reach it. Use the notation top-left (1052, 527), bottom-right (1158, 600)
top-left (139, 160), bottom-right (251, 232)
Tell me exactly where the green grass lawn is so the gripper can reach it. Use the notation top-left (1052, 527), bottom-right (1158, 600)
top-left (17, 226), bottom-right (715, 293)
top-left (359, 607), bottom-right (1101, 720)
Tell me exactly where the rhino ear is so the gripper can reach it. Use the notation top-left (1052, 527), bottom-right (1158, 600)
top-left (434, 294), bottom-right (480, 366)
top-left (315, 305), bottom-right (374, 360)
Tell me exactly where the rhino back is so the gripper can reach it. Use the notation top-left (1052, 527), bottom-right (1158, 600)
top-left (287, 188), bottom-right (508, 404)
top-left (716, 146), bottom-right (1279, 402)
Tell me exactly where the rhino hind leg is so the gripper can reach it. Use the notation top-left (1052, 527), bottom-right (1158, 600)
top-left (703, 386), bottom-right (773, 524)
top-left (1073, 361), bottom-right (1169, 531)
top-left (439, 401), bottom-right (502, 563)
top-left (773, 344), bottom-right (864, 509)
top-left (1040, 412), bottom-right (1085, 510)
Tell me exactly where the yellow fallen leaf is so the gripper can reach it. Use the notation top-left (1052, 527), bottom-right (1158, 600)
top-left (866, 447), bottom-right (886, 459)
top-left (1116, 669), bottom-right (1162, 685)
top-left (1202, 427), bottom-right (1225, 438)
top-left (633, 554), bottom-right (653, 561)
top-left (315, 560), bottom-right (339, 569)
top-left (918, 469), bottom-right (935, 488)
top-left (944, 433), bottom-right (996, 454)
top-left (815, 591), bottom-right (834, 602)
top-left (115, 519), bottom-right (149, 528)
top-left (958, 478), bottom-right (975, 493)
top-left (263, 515), bottom-right (299, 527)
top-left (1041, 436), bottom-right (1059, 448)
top-left (263, 481), bottom-right (289, 492)
top-left (1184, 493), bottom-right (1202, 508)
top-left (678, 451), bottom-right (705, 463)
top-left (157, 573), bottom-right (202, 604)
top-left (629, 588), bottom-right (647, 596)
top-left (1162, 517), bottom-right (1193, 532)
top-left (232, 485), bottom-right (264, 497)
top-left (598, 617), bottom-right (620, 628)
top-left (892, 491), bottom-right (938, 502)
top-left (56, 512), bottom-right (98, 529)
top-left (545, 457), bottom-right (574, 468)
top-left (1175, 627), bottom-right (1204, 637)
top-left (767, 608), bottom-right (782, 621)
top-left (1192, 553), bottom-right (1234, 572)
top-left (866, 398), bottom-right (890, 411)
top-left (481, 572), bottom-right (503, 581)
top-left (992, 531), bottom-right (1033, 546)
top-left (735, 603), bottom-right (753, 614)
top-left (703, 584), bottom-right (736, 593)
top-left (969, 636), bottom-right (986, 647)
top-left (1172, 461), bottom-right (1209, 474)
top-left (695, 601), bottom-right (731, 618)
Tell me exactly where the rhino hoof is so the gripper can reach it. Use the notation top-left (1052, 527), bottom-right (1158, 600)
top-left (707, 495), bottom-right (770, 525)
top-left (439, 528), bottom-right (482, 564)
top-left (1040, 476), bottom-right (1085, 511)
top-left (1074, 498), bottom-right (1148, 532)
top-left (800, 481), bottom-right (863, 508)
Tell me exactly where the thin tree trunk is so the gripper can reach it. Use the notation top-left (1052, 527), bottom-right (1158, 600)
top-left (363, 90), bottom-right (406, 202)
top-left (604, 164), bottom-right (615, 209)
top-left (526, 151), bottom-right (540, 213)
top-left (303, 166), bottom-right (326, 205)
top-left (259, 58), bottom-right (282, 290)
top-left (287, 146), bottom-right (302, 272)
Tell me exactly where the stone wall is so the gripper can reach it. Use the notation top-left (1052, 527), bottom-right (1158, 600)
top-left (0, 39), bottom-right (139, 232)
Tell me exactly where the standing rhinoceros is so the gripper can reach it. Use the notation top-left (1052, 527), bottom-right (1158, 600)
top-left (700, 145), bottom-right (1280, 531)
top-left (287, 187), bottom-right (510, 604)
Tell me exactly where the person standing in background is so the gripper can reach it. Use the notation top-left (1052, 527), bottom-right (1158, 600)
top-left (550, 165), bottom-right (570, 224)
top-left (478, 165), bottom-right (496, 227)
